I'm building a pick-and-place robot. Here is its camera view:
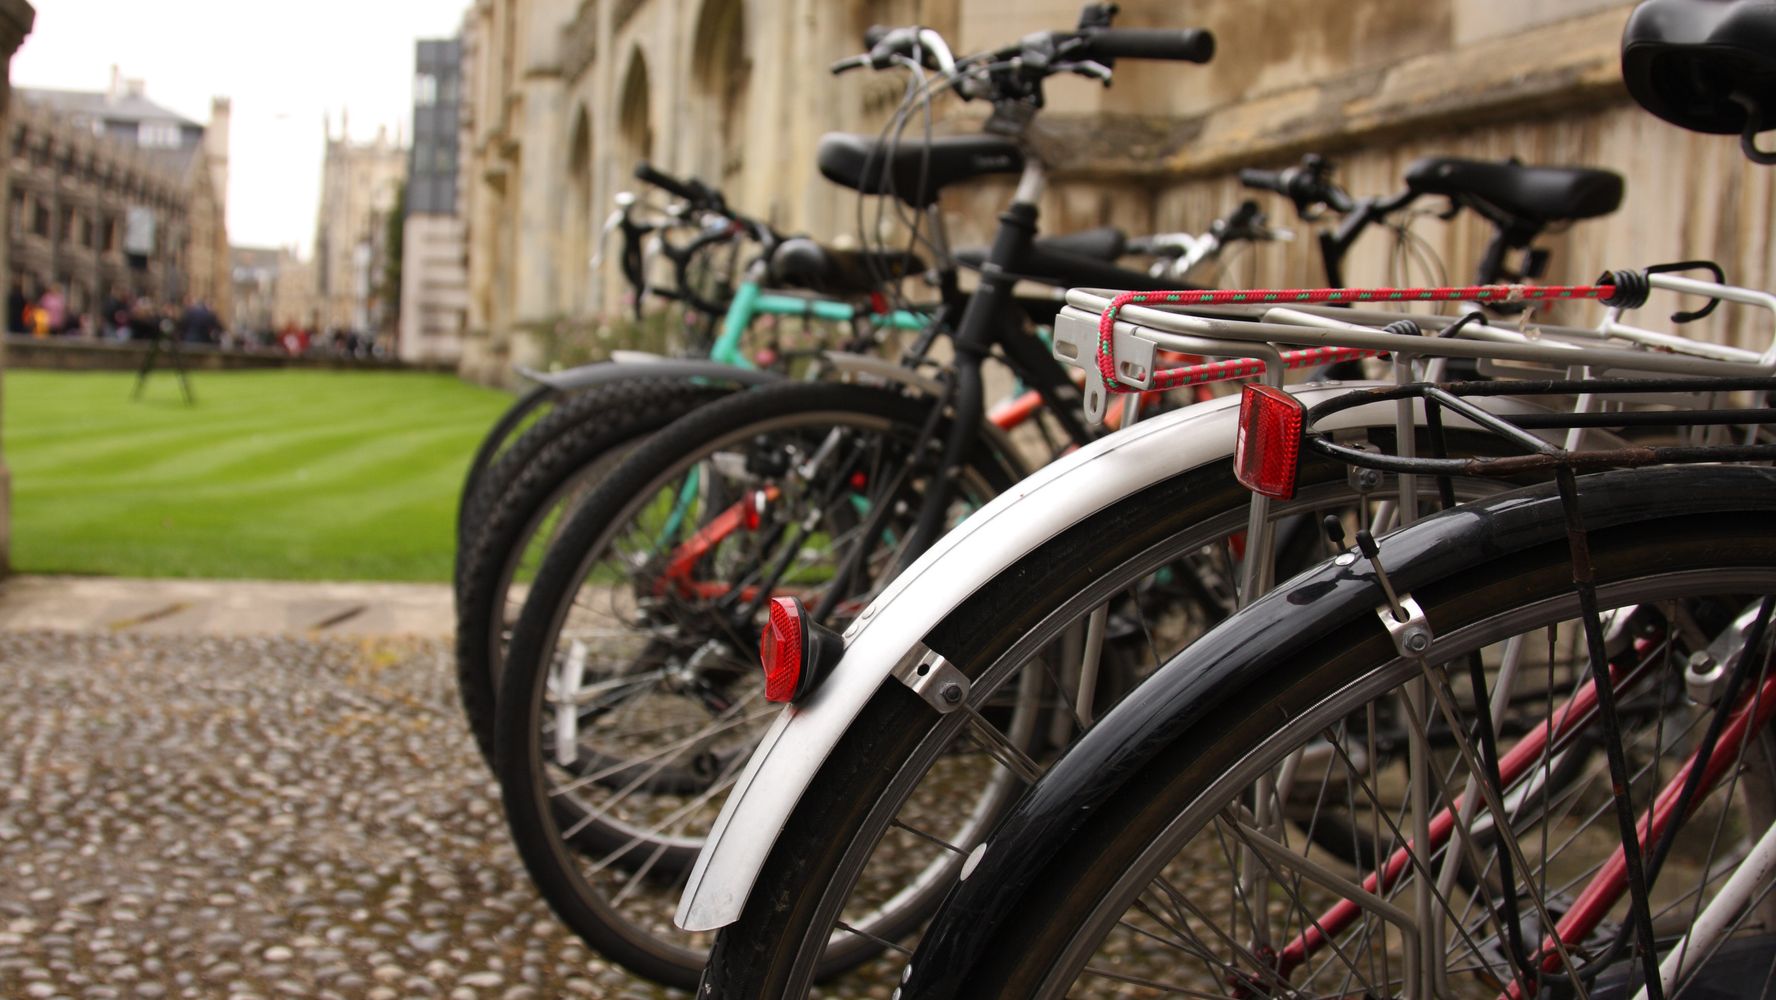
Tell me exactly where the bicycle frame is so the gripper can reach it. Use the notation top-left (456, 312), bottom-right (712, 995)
top-left (706, 265), bottom-right (930, 369)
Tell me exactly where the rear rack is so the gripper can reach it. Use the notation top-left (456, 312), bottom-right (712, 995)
top-left (1051, 273), bottom-right (1776, 423)
top-left (1303, 376), bottom-right (1776, 478)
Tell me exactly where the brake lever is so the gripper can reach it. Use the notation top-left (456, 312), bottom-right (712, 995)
top-left (1054, 59), bottom-right (1113, 85)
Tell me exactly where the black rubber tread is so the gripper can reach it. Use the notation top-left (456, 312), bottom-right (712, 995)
top-left (496, 381), bottom-right (1020, 990)
top-left (455, 377), bottom-right (738, 769)
top-left (457, 383), bottom-right (564, 550)
top-left (699, 429), bottom-right (1526, 998)
top-left (944, 504), bottom-right (1776, 997)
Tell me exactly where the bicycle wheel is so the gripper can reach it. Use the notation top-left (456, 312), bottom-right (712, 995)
top-left (456, 382), bottom-right (559, 546)
top-left (912, 465), bottom-right (1776, 1000)
top-left (494, 380), bottom-right (1019, 988)
top-left (454, 376), bottom-right (738, 768)
top-left (704, 429), bottom-right (1531, 998)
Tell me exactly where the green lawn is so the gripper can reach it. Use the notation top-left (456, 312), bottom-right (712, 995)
top-left (3, 369), bottom-right (513, 581)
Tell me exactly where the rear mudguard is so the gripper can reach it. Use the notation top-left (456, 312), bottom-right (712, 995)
top-left (674, 383), bottom-right (1579, 931)
top-left (896, 463), bottom-right (1776, 998)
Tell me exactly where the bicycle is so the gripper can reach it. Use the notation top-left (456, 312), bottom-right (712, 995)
top-left (899, 328), bottom-right (1776, 999)
top-left (871, 5), bottom-right (1776, 990)
top-left (452, 142), bottom-right (1254, 772)
top-left (665, 61), bottom-right (1636, 1000)
top-left (490, 7), bottom-right (1623, 992)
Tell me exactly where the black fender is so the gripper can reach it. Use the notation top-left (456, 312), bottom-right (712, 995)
top-left (900, 463), bottom-right (1776, 998)
top-left (515, 358), bottom-right (784, 394)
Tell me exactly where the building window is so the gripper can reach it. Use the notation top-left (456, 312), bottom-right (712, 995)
top-left (138, 121), bottom-right (182, 148)
top-left (415, 72), bottom-right (438, 107)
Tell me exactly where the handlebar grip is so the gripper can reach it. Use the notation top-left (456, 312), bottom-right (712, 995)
top-left (1077, 27), bottom-right (1214, 64)
top-left (633, 161), bottom-right (702, 204)
top-left (1238, 168), bottom-right (1289, 196)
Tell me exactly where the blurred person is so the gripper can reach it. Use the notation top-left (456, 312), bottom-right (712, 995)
top-left (181, 298), bottom-right (220, 344)
top-left (7, 281), bottom-right (27, 334)
top-left (129, 298), bottom-right (158, 341)
top-left (102, 286), bottom-right (132, 339)
top-left (39, 283), bottom-right (66, 333)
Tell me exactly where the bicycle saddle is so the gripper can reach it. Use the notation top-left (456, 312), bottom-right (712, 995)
top-left (1403, 157), bottom-right (1625, 225)
top-left (768, 238), bottom-right (927, 297)
top-left (1623, 0), bottom-right (1776, 134)
top-left (955, 226), bottom-right (1128, 268)
top-left (817, 133), bottom-right (1025, 207)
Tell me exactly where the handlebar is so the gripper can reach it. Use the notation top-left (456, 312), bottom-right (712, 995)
top-left (1238, 166), bottom-right (1319, 204)
top-left (633, 161), bottom-right (723, 212)
top-left (1239, 155), bottom-right (1362, 217)
top-left (833, 25), bottom-right (958, 75)
top-left (1074, 27), bottom-right (1214, 64)
top-left (832, 9), bottom-right (1212, 96)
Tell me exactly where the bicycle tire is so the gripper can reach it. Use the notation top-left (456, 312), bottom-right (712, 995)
top-left (702, 428), bottom-right (1528, 998)
top-left (454, 377), bottom-right (739, 768)
top-left (912, 465), bottom-right (1776, 999)
top-left (495, 380), bottom-right (1021, 988)
top-left (457, 381), bottom-right (559, 546)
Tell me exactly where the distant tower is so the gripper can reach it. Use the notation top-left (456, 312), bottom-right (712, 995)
top-left (206, 96), bottom-right (230, 208)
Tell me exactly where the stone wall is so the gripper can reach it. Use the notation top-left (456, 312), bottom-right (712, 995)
top-left (458, 0), bottom-right (1772, 384)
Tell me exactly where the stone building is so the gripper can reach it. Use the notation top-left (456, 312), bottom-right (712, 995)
top-left (230, 245), bottom-right (281, 334)
top-left (232, 245), bottom-right (323, 335)
top-left (456, 0), bottom-right (1776, 383)
top-left (398, 36), bottom-right (470, 364)
top-left (0, 0), bottom-right (34, 574)
top-left (312, 118), bottom-right (407, 336)
top-left (10, 78), bottom-right (231, 325)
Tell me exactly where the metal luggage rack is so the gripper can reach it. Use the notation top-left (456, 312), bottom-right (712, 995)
top-left (1050, 267), bottom-right (1776, 424)
top-left (1301, 375), bottom-right (1776, 481)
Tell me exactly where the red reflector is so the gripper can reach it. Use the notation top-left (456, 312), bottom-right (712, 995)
top-left (1234, 384), bottom-right (1304, 500)
top-left (849, 471), bottom-right (868, 489)
top-left (760, 596), bottom-right (804, 703)
top-left (742, 491), bottom-right (764, 531)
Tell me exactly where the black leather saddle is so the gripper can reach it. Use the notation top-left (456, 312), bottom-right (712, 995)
top-left (768, 238), bottom-right (926, 297)
top-left (817, 133), bottom-right (1025, 206)
top-left (1404, 157), bottom-right (1624, 226)
top-left (1623, 0), bottom-right (1776, 134)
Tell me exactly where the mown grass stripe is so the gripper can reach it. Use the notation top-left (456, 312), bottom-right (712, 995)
top-left (5, 370), bottom-right (512, 580)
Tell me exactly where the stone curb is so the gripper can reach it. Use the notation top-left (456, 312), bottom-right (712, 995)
top-left (0, 575), bottom-right (454, 638)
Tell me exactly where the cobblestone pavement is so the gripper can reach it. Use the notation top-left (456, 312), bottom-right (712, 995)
top-left (0, 630), bottom-right (680, 1000)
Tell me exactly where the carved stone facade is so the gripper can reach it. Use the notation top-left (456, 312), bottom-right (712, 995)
top-left (312, 123), bottom-right (407, 335)
top-left (457, 0), bottom-right (1776, 384)
top-left (0, 0), bottom-right (32, 574)
top-left (9, 84), bottom-right (232, 325)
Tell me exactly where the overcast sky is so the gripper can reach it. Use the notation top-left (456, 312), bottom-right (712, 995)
top-left (13, 0), bottom-right (471, 257)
